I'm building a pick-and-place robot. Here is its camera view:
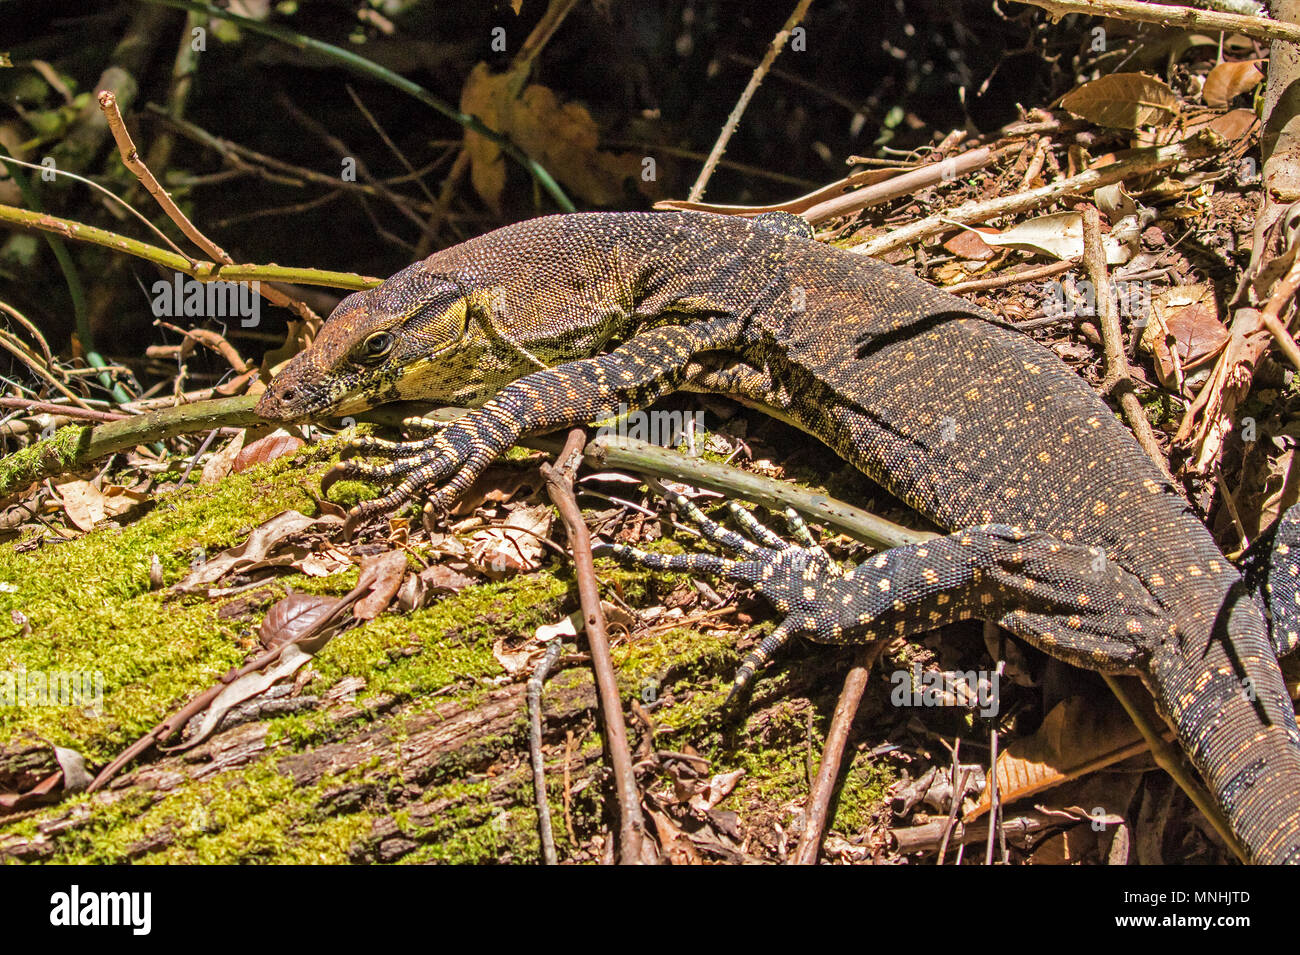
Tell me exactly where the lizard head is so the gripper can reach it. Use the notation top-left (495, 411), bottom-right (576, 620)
top-left (257, 264), bottom-right (490, 423)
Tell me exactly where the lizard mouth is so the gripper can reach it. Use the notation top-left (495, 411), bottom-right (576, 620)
top-left (256, 378), bottom-right (351, 423)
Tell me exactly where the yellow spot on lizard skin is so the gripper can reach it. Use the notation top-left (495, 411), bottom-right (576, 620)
top-left (877, 578), bottom-right (890, 591)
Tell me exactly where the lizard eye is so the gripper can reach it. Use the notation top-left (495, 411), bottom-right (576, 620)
top-left (358, 332), bottom-right (394, 364)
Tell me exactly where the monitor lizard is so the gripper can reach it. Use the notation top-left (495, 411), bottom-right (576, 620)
top-left (256, 210), bottom-right (1300, 863)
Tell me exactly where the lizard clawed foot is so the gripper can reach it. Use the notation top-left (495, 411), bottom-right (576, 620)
top-left (604, 489), bottom-right (842, 698)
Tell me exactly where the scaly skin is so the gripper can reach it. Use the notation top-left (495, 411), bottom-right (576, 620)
top-left (258, 211), bottom-right (1300, 862)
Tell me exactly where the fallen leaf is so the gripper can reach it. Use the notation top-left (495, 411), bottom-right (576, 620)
top-left (688, 769), bottom-right (745, 812)
top-left (469, 504), bottom-right (552, 578)
top-left (942, 229), bottom-right (998, 261)
top-left (170, 510), bottom-right (342, 594)
top-left (297, 546), bottom-right (352, 577)
top-left (201, 430), bottom-right (245, 484)
top-left (259, 592), bottom-right (349, 651)
top-left (1203, 59), bottom-right (1265, 108)
top-left (233, 430), bottom-right (304, 472)
top-left (1139, 284), bottom-right (1229, 387)
top-left (168, 645), bottom-right (314, 752)
top-left (973, 211), bottom-right (1134, 264)
top-left (966, 693), bottom-right (1155, 820)
top-left (397, 563), bottom-right (478, 611)
top-left (53, 480), bottom-right (148, 532)
top-left (1060, 72), bottom-right (1178, 129)
top-left (352, 549), bottom-right (409, 619)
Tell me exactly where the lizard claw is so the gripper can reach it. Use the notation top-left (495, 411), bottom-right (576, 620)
top-left (319, 461), bottom-right (354, 497)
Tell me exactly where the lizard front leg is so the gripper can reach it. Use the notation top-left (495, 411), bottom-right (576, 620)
top-left (326, 319), bottom-right (737, 534)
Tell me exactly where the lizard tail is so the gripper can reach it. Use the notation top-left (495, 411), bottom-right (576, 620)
top-left (1147, 592), bottom-right (1300, 864)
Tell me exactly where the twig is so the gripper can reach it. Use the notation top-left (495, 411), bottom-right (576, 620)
top-left (937, 766), bottom-right (974, 864)
top-left (984, 725), bottom-right (1000, 864)
top-left (527, 636), bottom-right (564, 865)
top-left (584, 435), bottom-right (931, 549)
top-left (1080, 204), bottom-right (1172, 478)
top-left (98, 90), bottom-right (320, 325)
top-left (0, 203), bottom-right (377, 291)
top-left (688, 0), bottom-right (815, 201)
top-left (853, 135), bottom-right (1218, 257)
top-left (1102, 674), bottom-right (1248, 864)
top-left (0, 399), bottom-right (125, 423)
top-left (791, 639), bottom-right (886, 864)
top-left (801, 147), bottom-right (1003, 224)
top-left (0, 394), bottom-right (262, 498)
top-left (88, 581), bottom-right (369, 792)
top-left (944, 258), bottom-right (1077, 295)
top-left (1010, 0), bottom-right (1300, 47)
top-left (542, 429), bottom-right (646, 864)
top-left (1256, 256), bottom-right (1300, 369)
top-left (5, 395), bottom-right (933, 552)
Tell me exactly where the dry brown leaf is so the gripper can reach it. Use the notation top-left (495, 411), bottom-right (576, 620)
top-left (397, 563), bottom-right (478, 611)
top-left (53, 480), bottom-right (148, 532)
top-left (1060, 73), bottom-right (1178, 129)
top-left (1139, 284), bottom-right (1229, 387)
top-left (942, 229), bottom-right (998, 261)
top-left (170, 510), bottom-right (341, 594)
top-left (469, 504), bottom-right (552, 578)
top-left (1203, 59), bottom-right (1265, 108)
top-left (233, 430), bottom-right (304, 472)
top-left (688, 769), bottom-right (745, 813)
top-left (297, 547), bottom-right (351, 577)
top-left (170, 644), bottom-right (314, 752)
top-left (259, 592), bottom-right (347, 650)
top-left (201, 430), bottom-right (245, 484)
top-left (353, 550), bottom-right (408, 620)
top-left (1208, 107), bottom-right (1260, 141)
top-left (966, 694), bottom-right (1151, 821)
top-left (461, 61), bottom-right (650, 212)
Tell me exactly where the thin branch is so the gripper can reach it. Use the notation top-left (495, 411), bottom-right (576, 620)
top-left (853, 135), bottom-right (1218, 257)
top-left (1010, 0), bottom-right (1300, 47)
top-left (98, 90), bottom-right (320, 324)
top-left (791, 639), bottom-right (886, 864)
top-left (1080, 204), bottom-right (1172, 478)
top-left (542, 429), bottom-right (646, 864)
top-left (527, 636), bottom-right (564, 865)
top-left (0, 202), bottom-right (378, 291)
top-left (688, 0), bottom-right (815, 201)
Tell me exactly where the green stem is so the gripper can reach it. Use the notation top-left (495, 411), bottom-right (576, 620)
top-left (0, 203), bottom-right (379, 290)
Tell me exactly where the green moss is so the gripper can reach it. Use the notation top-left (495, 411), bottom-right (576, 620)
top-left (0, 434), bottom-right (894, 862)
top-left (0, 453), bottom-right (324, 758)
top-left (32, 757), bottom-right (377, 864)
top-left (0, 424), bottom-right (89, 495)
